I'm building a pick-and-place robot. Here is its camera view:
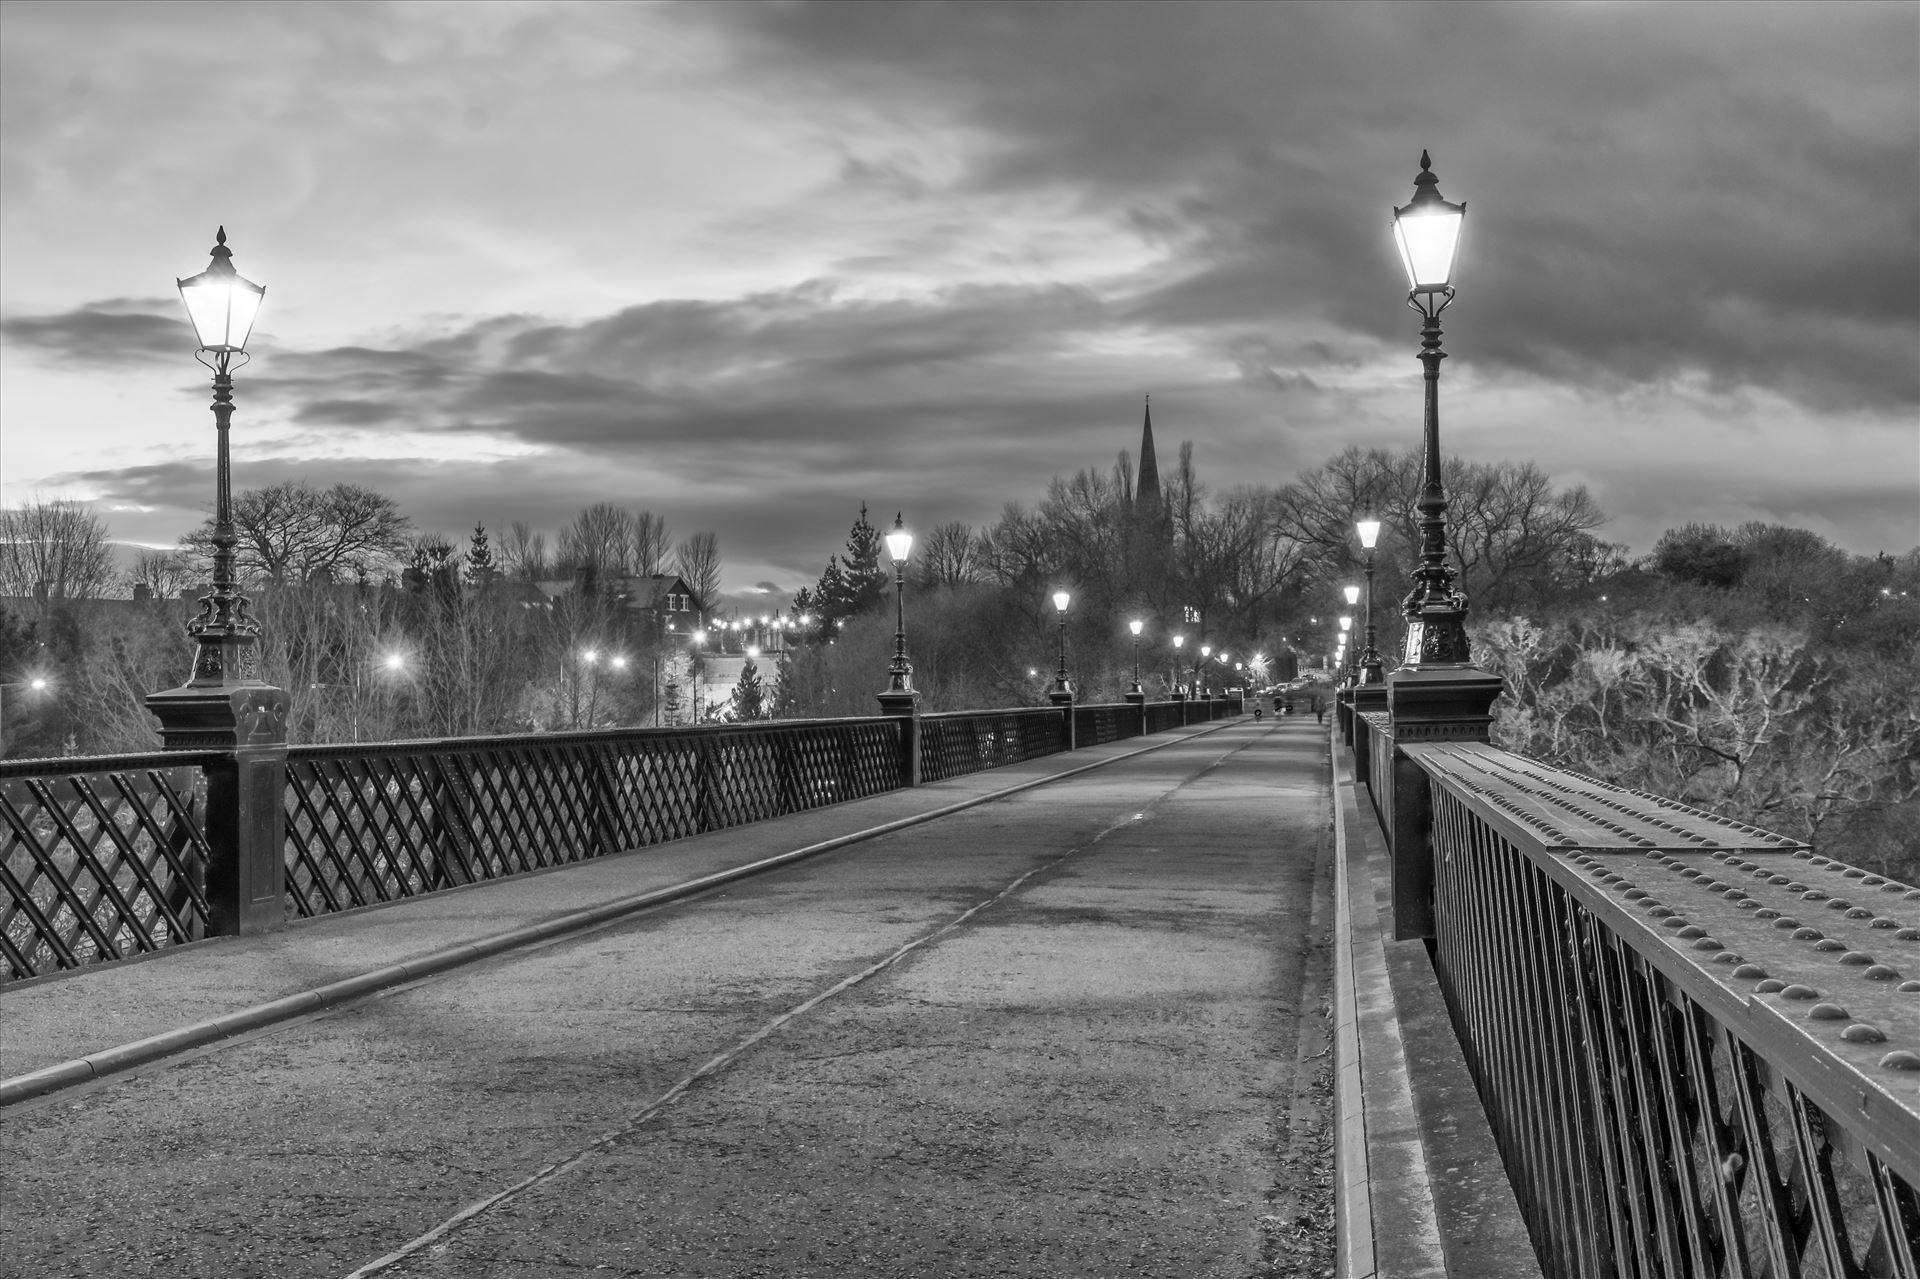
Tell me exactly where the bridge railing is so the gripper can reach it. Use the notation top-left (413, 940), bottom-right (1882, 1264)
top-left (3, 697), bottom-right (1241, 981)
top-left (1343, 704), bottom-right (1919, 1279)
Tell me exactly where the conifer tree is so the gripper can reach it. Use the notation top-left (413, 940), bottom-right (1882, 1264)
top-left (464, 522), bottom-right (498, 588)
top-left (730, 657), bottom-right (767, 720)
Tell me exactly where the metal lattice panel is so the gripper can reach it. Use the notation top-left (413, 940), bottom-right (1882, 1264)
top-left (920, 709), bottom-right (1069, 783)
top-left (1420, 749), bottom-right (1920, 1279)
top-left (1, 755), bottom-right (218, 981)
top-left (283, 719), bottom-right (909, 920)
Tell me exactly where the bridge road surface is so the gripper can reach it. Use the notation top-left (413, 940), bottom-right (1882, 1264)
top-left (2, 719), bottom-right (1336, 1278)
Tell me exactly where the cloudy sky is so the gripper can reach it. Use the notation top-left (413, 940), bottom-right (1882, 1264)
top-left (2, 1), bottom-right (1915, 596)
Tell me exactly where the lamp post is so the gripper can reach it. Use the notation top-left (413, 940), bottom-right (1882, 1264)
top-left (1355, 515), bottom-right (1384, 685)
top-left (1048, 590), bottom-right (1073, 706)
top-left (0, 675), bottom-right (52, 757)
top-left (878, 513), bottom-right (917, 715)
top-left (148, 229), bottom-right (279, 736)
top-left (1392, 152), bottom-right (1473, 667)
top-left (1170, 634), bottom-right (1186, 700)
top-left (690, 629), bottom-right (706, 721)
top-left (1338, 614), bottom-right (1354, 683)
top-left (1127, 619), bottom-right (1144, 697)
top-left (1196, 643), bottom-right (1212, 698)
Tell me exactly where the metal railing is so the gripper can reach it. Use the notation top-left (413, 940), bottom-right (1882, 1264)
top-left (4, 699), bottom-right (1241, 980)
top-left (282, 716), bottom-right (901, 918)
top-left (1, 752), bottom-right (221, 980)
top-left (1354, 725), bottom-right (1919, 1278)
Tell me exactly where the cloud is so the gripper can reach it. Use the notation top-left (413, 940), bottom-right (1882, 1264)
top-left (0, 298), bottom-right (185, 365)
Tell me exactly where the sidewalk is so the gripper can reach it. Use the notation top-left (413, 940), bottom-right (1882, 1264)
top-left (1, 721), bottom-right (1232, 1101)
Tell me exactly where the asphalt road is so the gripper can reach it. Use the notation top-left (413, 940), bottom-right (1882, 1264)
top-left (2, 719), bottom-right (1334, 1279)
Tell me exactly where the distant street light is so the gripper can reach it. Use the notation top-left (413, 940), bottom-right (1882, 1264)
top-left (1128, 619), bottom-right (1144, 697)
top-left (1355, 514), bottom-right (1384, 685)
top-left (1392, 151), bottom-right (1472, 666)
top-left (0, 675), bottom-right (53, 757)
top-left (1049, 590), bottom-right (1073, 706)
top-left (1171, 634), bottom-right (1186, 700)
top-left (879, 513), bottom-right (917, 715)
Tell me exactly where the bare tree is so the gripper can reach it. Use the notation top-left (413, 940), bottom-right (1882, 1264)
top-left (633, 510), bottom-right (673, 579)
top-left (0, 499), bottom-right (118, 605)
top-left (183, 481), bottom-right (412, 585)
top-left (127, 548), bottom-right (195, 600)
top-left (673, 531), bottom-right (722, 613)
top-left (556, 503), bottom-right (634, 580)
top-left (917, 521), bottom-right (982, 588)
top-left (499, 521), bottom-right (550, 581)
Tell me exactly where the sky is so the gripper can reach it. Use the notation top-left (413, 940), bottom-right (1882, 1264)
top-left (2, 0), bottom-right (1916, 598)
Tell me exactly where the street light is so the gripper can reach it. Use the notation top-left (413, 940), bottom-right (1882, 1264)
top-left (879, 513), bottom-right (916, 714)
top-left (1127, 619), bottom-right (1144, 696)
top-left (1338, 615), bottom-right (1354, 683)
top-left (1356, 514), bottom-right (1384, 685)
top-left (1392, 151), bottom-right (1472, 666)
top-left (1049, 590), bottom-right (1073, 705)
top-left (155, 228), bottom-right (271, 702)
top-left (1171, 634), bottom-right (1185, 700)
top-left (1197, 643), bottom-right (1212, 697)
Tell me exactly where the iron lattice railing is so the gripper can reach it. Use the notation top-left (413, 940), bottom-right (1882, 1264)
top-left (282, 717), bottom-right (902, 917)
top-left (1407, 741), bottom-right (1919, 1279)
top-left (919, 708), bottom-right (1068, 784)
top-left (1, 753), bottom-right (221, 981)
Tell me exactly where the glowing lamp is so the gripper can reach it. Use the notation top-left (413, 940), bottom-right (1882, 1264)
top-left (885, 513), bottom-right (913, 564)
top-left (177, 227), bottom-right (265, 353)
top-left (1356, 516), bottom-right (1382, 550)
top-left (1392, 152), bottom-right (1465, 295)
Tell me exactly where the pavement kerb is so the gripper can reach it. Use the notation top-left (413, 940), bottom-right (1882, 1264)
top-left (1, 718), bottom-right (1239, 1108)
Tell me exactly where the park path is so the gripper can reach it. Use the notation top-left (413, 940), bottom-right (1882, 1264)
top-left (2, 718), bottom-right (1334, 1279)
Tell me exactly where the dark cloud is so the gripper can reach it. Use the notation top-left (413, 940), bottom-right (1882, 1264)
top-left (0, 298), bottom-right (186, 365)
top-left (698, 1), bottom-right (1920, 413)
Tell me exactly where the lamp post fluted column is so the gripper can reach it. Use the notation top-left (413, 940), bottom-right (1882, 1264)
top-left (1048, 591), bottom-right (1073, 707)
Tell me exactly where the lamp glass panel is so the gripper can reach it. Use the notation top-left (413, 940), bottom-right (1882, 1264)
top-left (178, 272), bottom-right (264, 351)
top-left (1343, 585), bottom-right (1360, 605)
top-left (1392, 207), bottom-right (1464, 291)
top-left (884, 529), bottom-right (913, 562)
top-left (1356, 518), bottom-right (1382, 548)
top-left (1052, 590), bottom-right (1070, 612)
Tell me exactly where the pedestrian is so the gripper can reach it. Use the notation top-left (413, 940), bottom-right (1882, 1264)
top-left (1314, 696), bottom-right (1325, 726)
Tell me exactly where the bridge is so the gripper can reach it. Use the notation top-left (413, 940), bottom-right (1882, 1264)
top-left (3, 692), bottom-right (1916, 1277)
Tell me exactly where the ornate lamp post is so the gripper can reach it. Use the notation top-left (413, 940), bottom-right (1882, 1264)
top-left (1196, 643), bottom-right (1212, 698)
top-left (1048, 590), bottom-right (1073, 706)
top-left (1170, 634), bottom-right (1186, 700)
top-left (1127, 619), bottom-right (1145, 697)
top-left (878, 514), bottom-right (917, 715)
top-left (1391, 152), bottom-right (1472, 667)
top-left (1355, 514), bottom-right (1384, 685)
top-left (148, 228), bottom-right (288, 748)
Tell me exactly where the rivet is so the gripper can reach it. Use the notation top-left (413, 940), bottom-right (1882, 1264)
top-left (1815, 939), bottom-right (1847, 953)
top-left (1840, 1023), bottom-right (1885, 1043)
top-left (1838, 952), bottom-right (1874, 966)
top-left (1691, 937), bottom-right (1723, 952)
top-left (1731, 964), bottom-right (1767, 979)
top-left (1754, 909), bottom-right (1781, 920)
top-left (1897, 929), bottom-right (1920, 941)
top-left (1793, 927), bottom-right (1825, 941)
top-left (1901, 981), bottom-right (1920, 994)
top-left (1781, 984), bottom-right (1819, 1000)
top-left (1677, 925), bottom-right (1706, 939)
top-left (1846, 907), bottom-right (1874, 920)
top-left (1887, 884), bottom-right (1912, 894)
top-left (1906, 890), bottom-right (1920, 901)
top-left (1650, 907), bottom-right (1675, 919)
top-left (1878, 1050), bottom-right (1920, 1070)
top-left (1774, 917), bottom-right (1803, 930)
top-left (1807, 1003), bottom-right (1849, 1021)
top-left (1754, 979), bottom-right (1787, 993)
top-left (1870, 917), bottom-right (1898, 929)
top-left (1825, 899), bottom-right (1853, 911)
top-left (1787, 882), bottom-right (1809, 892)
top-left (1862, 966), bottom-right (1901, 982)
top-left (1792, 850), bottom-right (1813, 859)
top-left (1736, 899), bottom-right (1759, 910)
top-left (1712, 951), bottom-right (1739, 964)
top-left (1768, 875), bottom-right (1792, 885)
top-left (1842, 869), bottom-right (1866, 880)
top-left (1803, 890), bottom-right (1830, 902)
top-left (1862, 876), bottom-right (1887, 886)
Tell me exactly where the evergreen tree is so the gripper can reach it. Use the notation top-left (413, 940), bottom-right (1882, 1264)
top-left (730, 657), bottom-right (767, 720)
top-left (464, 522), bottom-right (498, 588)
top-left (842, 503), bottom-right (886, 614)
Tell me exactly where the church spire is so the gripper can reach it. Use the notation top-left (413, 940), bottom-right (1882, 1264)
top-left (1136, 395), bottom-right (1162, 508)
